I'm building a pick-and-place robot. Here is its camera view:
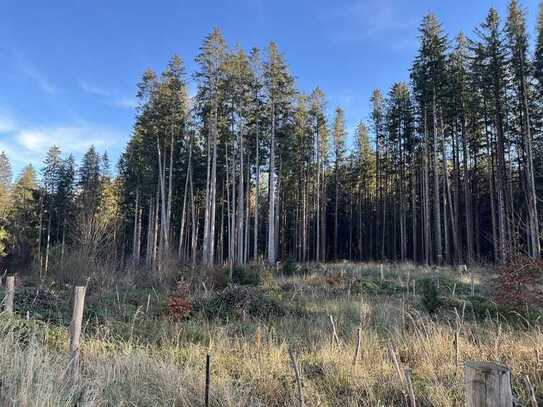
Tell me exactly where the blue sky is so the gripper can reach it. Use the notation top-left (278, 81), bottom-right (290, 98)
top-left (0, 0), bottom-right (540, 176)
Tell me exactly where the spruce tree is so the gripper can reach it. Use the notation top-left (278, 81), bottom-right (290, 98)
top-left (506, 0), bottom-right (540, 258)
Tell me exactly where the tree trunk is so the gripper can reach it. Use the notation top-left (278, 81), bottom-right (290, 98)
top-left (268, 100), bottom-right (276, 264)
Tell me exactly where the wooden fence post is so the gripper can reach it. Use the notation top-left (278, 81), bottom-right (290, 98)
top-left (205, 353), bottom-right (211, 407)
top-left (353, 327), bottom-right (362, 367)
top-left (464, 362), bottom-right (512, 407)
top-left (4, 275), bottom-right (15, 314)
top-left (69, 286), bottom-right (86, 380)
top-left (454, 329), bottom-right (460, 368)
top-left (329, 315), bottom-right (340, 347)
top-left (388, 344), bottom-right (408, 405)
top-left (289, 349), bottom-right (305, 407)
top-left (523, 375), bottom-right (538, 407)
top-left (404, 368), bottom-right (417, 407)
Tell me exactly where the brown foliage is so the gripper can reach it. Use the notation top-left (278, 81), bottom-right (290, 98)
top-left (494, 256), bottom-right (543, 310)
top-left (166, 281), bottom-right (192, 321)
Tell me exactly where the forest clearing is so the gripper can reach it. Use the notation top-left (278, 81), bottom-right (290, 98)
top-left (0, 260), bottom-right (541, 406)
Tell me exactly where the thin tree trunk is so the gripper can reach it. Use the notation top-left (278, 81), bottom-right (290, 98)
top-left (254, 119), bottom-right (260, 260)
top-left (432, 89), bottom-right (442, 264)
top-left (423, 107), bottom-right (431, 265)
top-left (520, 52), bottom-right (540, 258)
top-left (268, 100), bottom-right (276, 264)
top-left (179, 141), bottom-right (192, 260)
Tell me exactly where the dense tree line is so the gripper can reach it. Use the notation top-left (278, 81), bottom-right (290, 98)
top-left (2, 1), bottom-right (543, 272)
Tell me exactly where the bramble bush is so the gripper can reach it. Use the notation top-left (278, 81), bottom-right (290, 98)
top-left (494, 255), bottom-right (543, 311)
top-left (166, 281), bottom-right (192, 321)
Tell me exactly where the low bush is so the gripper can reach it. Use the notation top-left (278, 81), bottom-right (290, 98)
top-left (166, 282), bottom-right (192, 321)
top-left (420, 278), bottom-right (442, 314)
top-left (193, 285), bottom-right (298, 320)
top-left (282, 258), bottom-right (298, 276)
top-left (494, 255), bottom-right (543, 311)
top-left (231, 264), bottom-right (261, 286)
top-left (9, 286), bottom-right (70, 325)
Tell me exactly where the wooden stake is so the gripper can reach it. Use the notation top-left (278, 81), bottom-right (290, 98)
top-left (329, 315), bottom-right (340, 347)
top-left (205, 353), bottom-right (211, 407)
top-left (255, 325), bottom-right (262, 351)
top-left (454, 329), bottom-right (460, 368)
top-left (464, 361), bottom-right (512, 407)
top-left (523, 375), bottom-right (537, 407)
top-left (380, 263), bottom-right (384, 282)
top-left (388, 344), bottom-right (408, 404)
top-left (69, 286), bottom-right (86, 380)
top-left (388, 344), bottom-right (405, 386)
top-left (404, 368), bottom-right (417, 407)
top-left (4, 275), bottom-right (14, 314)
top-left (288, 349), bottom-right (305, 407)
top-left (470, 273), bottom-right (475, 297)
top-left (401, 295), bottom-right (406, 330)
top-left (353, 327), bottom-right (362, 367)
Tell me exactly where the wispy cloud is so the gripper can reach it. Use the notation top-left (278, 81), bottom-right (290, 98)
top-left (17, 59), bottom-right (58, 94)
top-left (113, 97), bottom-right (138, 109)
top-left (80, 80), bottom-right (136, 110)
top-left (0, 110), bottom-right (125, 170)
top-left (80, 81), bottom-right (111, 96)
top-left (319, 0), bottom-right (418, 48)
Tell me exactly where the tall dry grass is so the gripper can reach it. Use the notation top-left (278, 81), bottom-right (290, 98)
top-left (0, 262), bottom-right (540, 406)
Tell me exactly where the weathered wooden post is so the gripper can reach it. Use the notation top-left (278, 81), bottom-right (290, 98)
top-left (453, 329), bottom-right (460, 368)
top-left (329, 315), bottom-right (340, 347)
top-left (69, 286), bottom-right (86, 380)
top-left (205, 353), bottom-right (211, 407)
top-left (353, 327), bottom-right (362, 367)
top-left (289, 349), bottom-right (305, 407)
top-left (523, 375), bottom-right (537, 407)
top-left (404, 368), bottom-right (417, 407)
top-left (388, 344), bottom-right (408, 405)
top-left (4, 275), bottom-right (15, 314)
top-left (464, 362), bottom-right (512, 407)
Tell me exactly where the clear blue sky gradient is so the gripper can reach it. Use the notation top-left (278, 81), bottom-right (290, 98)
top-left (0, 0), bottom-right (540, 176)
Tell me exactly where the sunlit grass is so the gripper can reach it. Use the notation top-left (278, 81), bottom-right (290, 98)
top-left (0, 262), bottom-right (541, 406)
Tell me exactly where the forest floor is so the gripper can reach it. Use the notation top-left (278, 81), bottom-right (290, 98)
top-left (0, 261), bottom-right (541, 406)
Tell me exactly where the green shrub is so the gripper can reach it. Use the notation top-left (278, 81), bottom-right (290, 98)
top-left (351, 279), bottom-right (381, 295)
top-left (193, 286), bottom-right (298, 320)
top-left (420, 278), bottom-right (442, 314)
top-left (231, 265), bottom-right (261, 286)
top-left (282, 258), bottom-right (298, 276)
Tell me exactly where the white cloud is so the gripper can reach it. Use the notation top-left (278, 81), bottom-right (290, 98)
top-left (18, 61), bottom-right (58, 94)
top-left (0, 110), bottom-right (125, 170)
top-left (79, 81), bottom-right (136, 110)
top-left (80, 81), bottom-right (111, 96)
top-left (319, 0), bottom-right (418, 47)
top-left (113, 97), bottom-right (138, 109)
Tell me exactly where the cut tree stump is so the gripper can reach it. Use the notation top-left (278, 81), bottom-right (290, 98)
top-left (464, 361), bottom-right (512, 407)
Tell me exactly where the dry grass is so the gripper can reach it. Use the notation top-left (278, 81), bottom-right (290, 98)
top-left (0, 262), bottom-right (541, 406)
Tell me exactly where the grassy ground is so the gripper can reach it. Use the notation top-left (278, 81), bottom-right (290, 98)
top-left (0, 261), bottom-right (541, 406)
